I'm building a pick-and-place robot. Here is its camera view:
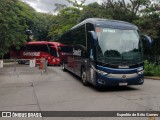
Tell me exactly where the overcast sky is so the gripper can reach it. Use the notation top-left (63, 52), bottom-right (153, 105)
top-left (20, 0), bottom-right (105, 13)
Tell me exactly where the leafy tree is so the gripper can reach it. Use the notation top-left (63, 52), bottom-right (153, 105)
top-left (79, 2), bottom-right (105, 22)
top-left (54, 3), bottom-right (67, 13)
top-left (0, 0), bottom-right (56, 58)
top-left (138, 1), bottom-right (160, 59)
top-left (66, 0), bottom-right (86, 8)
top-left (17, 1), bottom-right (54, 41)
top-left (0, 0), bottom-right (27, 58)
top-left (30, 13), bottom-right (55, 41)
top-left (49, 7), bottom-right (81, 41)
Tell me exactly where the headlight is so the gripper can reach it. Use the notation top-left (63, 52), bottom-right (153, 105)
top-left (138, 70), bottom-right (144, 74)
top-left (137, 67), bottom-right (143, 71)
top-left (98, 70), bottom-right (108, 76)
top-left (56, 58), bottom-right (60, 61)
top-left (137, 67), bottom-right (144, 74)
top-left (91, 65), bottom-right (108, 76)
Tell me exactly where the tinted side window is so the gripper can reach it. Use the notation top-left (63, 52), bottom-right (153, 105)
top-left (50, 48), bottom-right (57, 57)
top-left (60, 32), bottom-right (73, 45)
top-left (59, 46), bottom-right (72, 53)
top-left (26, 45), bottom-right (49, 53)
top-left (86, 23), bottom-right (95, 57)
top-left (86, 23), bottom-right (95, 49)
top-left (72, 25), bottom-right (86, 47)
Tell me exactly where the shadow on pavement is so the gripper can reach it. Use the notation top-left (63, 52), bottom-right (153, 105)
top-left (62, 69), bottom-right (140, 92)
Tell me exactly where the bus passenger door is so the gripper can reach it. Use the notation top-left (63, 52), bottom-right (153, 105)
top-left (88, 48), bottom-right (96, 84)
top-left (49, 47), bottom-right (58, 65)
top-left (86, 28), bottom-right (98, 85)
top-left (65, 46), bottom-right (74, 72)
top-left (72, 46), bottom-right (81, 76)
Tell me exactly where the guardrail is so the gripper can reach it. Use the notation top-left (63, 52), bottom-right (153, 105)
top-left (0, 59), bottom-right (48, 76)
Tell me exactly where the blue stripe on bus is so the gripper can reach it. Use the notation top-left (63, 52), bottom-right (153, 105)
top-left (97, 65), bottom-right (143, 74)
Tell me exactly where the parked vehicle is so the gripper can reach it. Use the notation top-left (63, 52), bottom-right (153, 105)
top-left (10, 41), bottom-right (63, 65)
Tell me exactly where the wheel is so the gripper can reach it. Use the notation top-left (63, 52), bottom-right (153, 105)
top-left (18, 60), bottom-right (22, 64)
top-left (46, 60), bottom-right (49, 66)
top-left (62, 61), bottom-right (66, 71)
top-left (81, 67), bottom-right (88, 86)
top-left (18, 60), bottom-right (25, 64)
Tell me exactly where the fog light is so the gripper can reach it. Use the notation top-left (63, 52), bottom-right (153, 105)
top-left (139, 79), bottom-right (144, 83)
top-left (98, 79), bottom-right (105, 84)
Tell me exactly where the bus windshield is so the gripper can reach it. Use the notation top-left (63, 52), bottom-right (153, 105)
top-left (96, 27), bottom-right (143, 65)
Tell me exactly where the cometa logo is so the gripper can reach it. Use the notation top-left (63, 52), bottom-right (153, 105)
top-left (122, 75), bottom-right (126, 79)
top-left (73, 48), bottom-right (81, 56)
top-left (23, 52), bottom-right (40, 57)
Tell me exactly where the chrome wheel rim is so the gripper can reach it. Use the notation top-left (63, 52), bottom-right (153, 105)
top-left (62, 62), bottom-right (65, 69)
top-left (82, 71), bottom-right (87, 83)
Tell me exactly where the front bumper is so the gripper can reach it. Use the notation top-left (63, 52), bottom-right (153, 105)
top-left (96, 73), bottom-right (144, 87)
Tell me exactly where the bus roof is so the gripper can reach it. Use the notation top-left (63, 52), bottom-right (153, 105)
top-left (26, 41), bottom-right (61, 46)
top-left (71, 18), bottom-right (138, 30)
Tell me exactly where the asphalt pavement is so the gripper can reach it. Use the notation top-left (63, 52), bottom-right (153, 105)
top-left (0, 66), bottom-right (160, 120)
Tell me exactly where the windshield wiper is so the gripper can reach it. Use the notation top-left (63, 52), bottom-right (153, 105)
top-left (97, 61), bottom-right (112, 66)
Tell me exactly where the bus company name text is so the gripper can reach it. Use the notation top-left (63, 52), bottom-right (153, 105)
top-left (23, 52), bottom-right (40, 57)
top-left (73, 48), bottom-right (81, 56)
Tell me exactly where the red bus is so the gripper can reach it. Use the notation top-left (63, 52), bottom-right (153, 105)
top-left (57, 45), bottom-right (73, 65)
top-left (10, 41), bottom-right (64, 65)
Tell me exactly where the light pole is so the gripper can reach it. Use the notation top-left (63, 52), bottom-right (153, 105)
top-left (25, 29), bottom-right (33, 42)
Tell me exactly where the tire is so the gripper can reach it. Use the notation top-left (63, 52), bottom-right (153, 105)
top-left (46, 60), bottom-right (49, 66)
top-left (18, 60), bottom-right (25, 64)
top-left (62, 61), bottom-right (66, 71)
top-left (18, 60), bottom-right (22, 64)
top-left (81, 67), bottom-right (88, 86)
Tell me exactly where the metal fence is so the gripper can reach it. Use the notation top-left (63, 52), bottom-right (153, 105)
top-left (0, 59), bottom-right (48, 76)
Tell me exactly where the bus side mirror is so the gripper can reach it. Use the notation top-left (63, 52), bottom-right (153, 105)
top-left (88, 31), bottom-right (98, 46)
top-left (141, 34), bottom-right (152, 49)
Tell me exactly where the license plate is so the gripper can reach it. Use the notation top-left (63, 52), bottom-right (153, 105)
top-left (119, 66), bottom-right (129, 68)
top-left (119, 82), bottom-right (128, 86)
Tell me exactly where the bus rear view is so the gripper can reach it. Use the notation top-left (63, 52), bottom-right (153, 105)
top-left (60, 18), bottom-right (151, 87)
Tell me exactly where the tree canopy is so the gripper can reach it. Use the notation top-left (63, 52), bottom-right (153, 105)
top-left (0, 0), bottom-right (55, 58)
top-left (0, 0), bottom-right (27, 57)
top-left (48, 0), bottom-right (160, 59)
top-left (0, 0), bottom-right (160, 59)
